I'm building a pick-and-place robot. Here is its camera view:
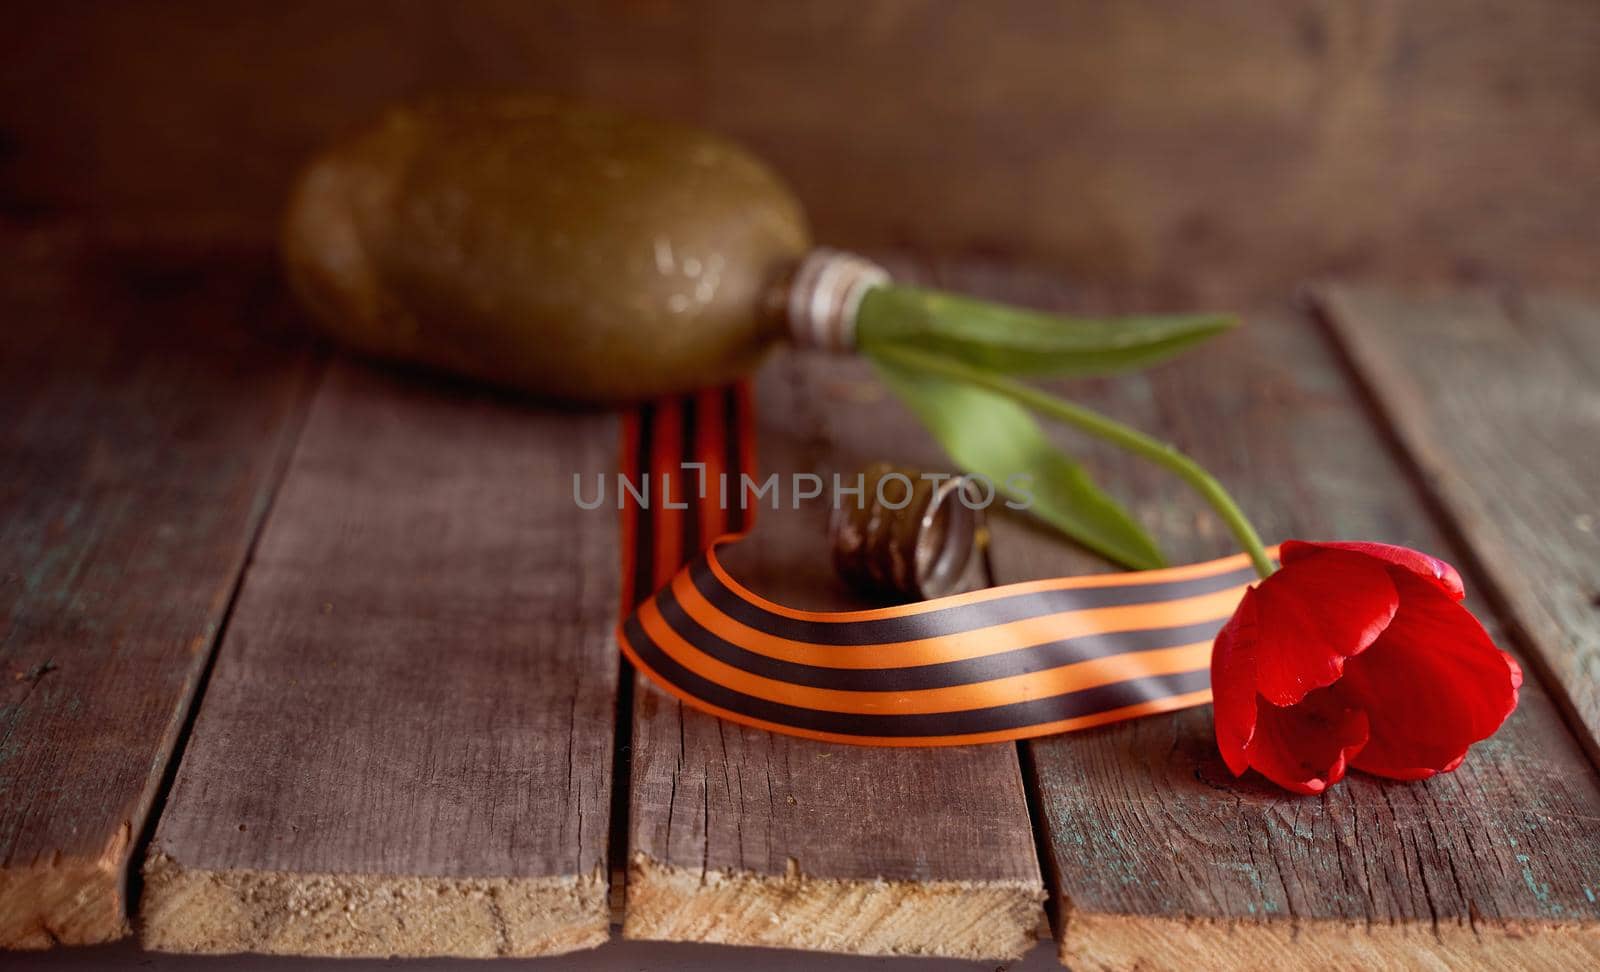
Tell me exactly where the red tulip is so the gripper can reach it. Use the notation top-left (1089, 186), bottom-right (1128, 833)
top-left (1211, 541), bottom-right (1522, 794)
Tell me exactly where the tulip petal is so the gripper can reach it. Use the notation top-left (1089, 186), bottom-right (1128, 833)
top-left (1211, 586), bottom-right (1260, 777)
top-left (1337, 571), bottom-right (1522, 780)
top-left (1244, 687), bottom-right (1370, 795)
top-left (1282, 540), bottom-right (1465, 600)
top-left (1252, 549), bottom-right (1398, 706)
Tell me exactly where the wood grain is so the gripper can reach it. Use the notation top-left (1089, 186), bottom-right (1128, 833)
top-left (924, 262), bottom-right (1600, 970)
top-left (4, 2), bottom-right (1599, 302)
top-left (1315, 285), bottom-right (1600, 767)
top-left (622, 351), bottom-right (1046, 960)
top-left (0, 228), bottom-right (314, 947)
top-left (139, 362), bottom-right (619, 957)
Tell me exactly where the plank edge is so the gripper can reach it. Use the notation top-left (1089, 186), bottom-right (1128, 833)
top-left (0, 823), bottom-right (132, 948)
top-left (622, 851), bottom-right (1045, 961)
top-left (138, 853), bottom-right (609, 958)
top-left (1059, 909), bottom-right (1600, 971)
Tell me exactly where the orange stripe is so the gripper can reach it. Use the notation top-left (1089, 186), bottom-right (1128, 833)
top-left (672, 566), bottom-right (1248, 668)
top-left (618, 623), bottom-right (1212, 747)
top-left (704, 539), bottom-right (1274, 623)
top-left (640, 596), bottom-right (1212, 715)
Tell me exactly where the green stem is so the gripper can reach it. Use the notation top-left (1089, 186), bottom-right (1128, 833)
top-left (870, 341), bottom-right (1276, 580)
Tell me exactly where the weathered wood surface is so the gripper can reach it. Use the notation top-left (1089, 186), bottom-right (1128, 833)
top-left (1316, 285), bottom-right (1600, 768)
top-left (923, 263), bottom-right (1600, 970)
top-left (0, 229), bottom-right (314, 948)
top-left (140, 362), bottom-right (619, 957)
top-left (6, 3), bottom-right (1600, 302)
top-left (622, 357), bottom-right (1046, 959)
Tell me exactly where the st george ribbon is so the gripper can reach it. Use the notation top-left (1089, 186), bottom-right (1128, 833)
top-left (615, 384), bottom-right (1265, 748)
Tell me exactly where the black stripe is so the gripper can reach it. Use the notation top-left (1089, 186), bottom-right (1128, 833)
top-left (656, 583), bottom-right (1225, 692)
top-left (629, 406), bottom-right (655, 610)
top-left (623, 615), bottom-right (1211, 738)
top-left (690, 556), bottom-right (1256, 647)
top-left (724, 385), bottom-right (747, 534)
top-left (680, 395), bottom-right (701, 556)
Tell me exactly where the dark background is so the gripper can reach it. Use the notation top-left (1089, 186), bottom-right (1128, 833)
top-left (2, 0), bottom-right (1597, 304)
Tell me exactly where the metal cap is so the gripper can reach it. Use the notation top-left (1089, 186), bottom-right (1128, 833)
top-left (784, 248), bottom-right (891, 353)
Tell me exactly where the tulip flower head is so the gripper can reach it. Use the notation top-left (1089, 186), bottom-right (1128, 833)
top-left (1211, 541), bottom-right (1521, 795)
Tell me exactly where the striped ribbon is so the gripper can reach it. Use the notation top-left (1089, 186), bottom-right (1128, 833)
top-left (617, 384), bottom-right (1262, 747)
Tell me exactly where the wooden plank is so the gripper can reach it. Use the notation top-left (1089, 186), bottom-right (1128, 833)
top-left (0, 228), bottom-right (314, 947)
top-left (924, 263), bottom-right (1600, 969)
top-left (7, 3), bottom-right (1600, 302)
top-left (1316, 285), bottom-right (1600, 766)
top-left (139, 361), bottom-right (619, 957)
top-left (622, 353), bottom-right (1046, 960)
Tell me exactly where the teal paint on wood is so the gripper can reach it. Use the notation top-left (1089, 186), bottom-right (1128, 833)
top-left (1317, 285), bottom-right (1600, 769)
top-left (0, 227), bottom-right (315, 947)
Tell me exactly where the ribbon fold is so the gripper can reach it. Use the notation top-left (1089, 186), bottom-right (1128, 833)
top-left (617, 384), bottom-right (1261, 747)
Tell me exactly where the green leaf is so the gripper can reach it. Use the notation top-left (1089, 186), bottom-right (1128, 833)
top-left (856, 284), bottom-right (1237, 378)
top-left (865, 347), bottom-right (1167, 572)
